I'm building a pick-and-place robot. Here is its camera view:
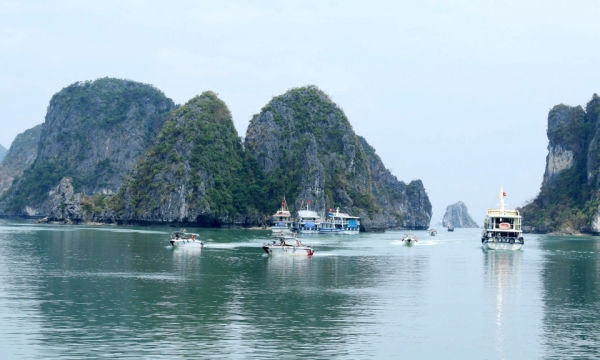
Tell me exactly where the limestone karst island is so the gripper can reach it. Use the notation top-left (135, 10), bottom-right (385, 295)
top-left (519, 94), bottom-right (600, 234)
top-left (0, 78), bottom-right (432, 231)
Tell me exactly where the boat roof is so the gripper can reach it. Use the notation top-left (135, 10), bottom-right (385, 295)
top-left (298, 210), bottom-right (319, 217)
top-left (331, 213), bottom-right (360, 219)
top-left (486, 209), bottom-right (520, 217)
top-left (272, 211), bottom-right (291, 217)
top-left (328, 207), bottom-right (360, 219)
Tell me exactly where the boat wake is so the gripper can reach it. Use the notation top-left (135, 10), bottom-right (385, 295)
top-left (391, 239), bottom-right (441, 246)
top-left (207, 242), bottom-right (264, 249)
top-left (413, 240), bottom-right (442, 246)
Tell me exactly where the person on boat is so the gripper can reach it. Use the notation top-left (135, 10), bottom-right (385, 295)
top-left (191, 234), bottom-right (196, 240)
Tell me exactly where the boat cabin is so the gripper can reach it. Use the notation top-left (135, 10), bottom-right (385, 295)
top-left (484, 209), bottom-right (522, 239)
top-left (170, 231), bottom-right (199, 240)
top-left (271, 198), bottom-right (292, 230)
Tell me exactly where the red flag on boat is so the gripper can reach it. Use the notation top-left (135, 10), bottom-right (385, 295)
top-left (503, 192), bottom-right (507, 197)
top-left (329, 208), bottom-right (332, 211)
top-left (308, 200), bottom-right (311, 204)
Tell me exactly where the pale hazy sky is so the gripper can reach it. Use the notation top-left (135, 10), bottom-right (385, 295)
top-left (1, 0), bottom-right (600, 222)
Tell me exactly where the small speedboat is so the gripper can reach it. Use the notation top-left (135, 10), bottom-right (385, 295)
top-left (263, 235), bottom-right (314, 256)
top-left (169, 231), bottom-right (203, 247)
top-left (447, 225), bottom-right (454, 232)
top-left (429, 229), bottom-right (437, 236)
top-left (402, 231), bottom-right (418, 246)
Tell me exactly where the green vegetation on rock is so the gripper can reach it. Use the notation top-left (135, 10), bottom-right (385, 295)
top-left (245, 86), bottom-right (432, 229)
top-left (520, 94), bottom-right (600, 233)
top-left (1, 78), bottom-right (175, 216)
top-left (0, 124), bottom-right (42, 195)
top-left (117, 91), bottom-right (268, 224)
top-left (0, 79), bottom-right (432, 230)
top-left (247, 86), bottom-right (371, 213)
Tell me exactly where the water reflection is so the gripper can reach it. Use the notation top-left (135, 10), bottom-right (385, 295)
top-left (482, 249), bottom-right (523, 359)
top-left (539, 236), bottom-right (600, 358)
top-left (170, 243), bottom-right (203, 273)
top-left (0, 222), bottom-right (389, 358)
top-left (5, 222), bottom-right (600, 358)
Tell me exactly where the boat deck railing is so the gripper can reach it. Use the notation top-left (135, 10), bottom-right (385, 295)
top-left (487, 209), bottom-right (520, 216)
top-left (485, 224), bottom-right (522, 231)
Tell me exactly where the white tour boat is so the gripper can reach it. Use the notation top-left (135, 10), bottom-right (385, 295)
top-left (295, 200), bottom-right (322, 234)
top-left (262, 235), bottom-right (315, 256)
top-left (481, 187), bottom-right (524, 250)
top-left (271, 198), bottom-right (293, 236)
top-left (169, 230), bottom-right (204, 247)
top-left (319, 208), bottom-right (360, 235)
top-left (402, 231), bottom-right (418, 246)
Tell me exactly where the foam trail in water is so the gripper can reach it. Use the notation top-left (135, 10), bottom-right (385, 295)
top-left (207, 242), bottom-right (264, 249)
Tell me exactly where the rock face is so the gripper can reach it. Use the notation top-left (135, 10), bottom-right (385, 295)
top-left (0, 124), bottom-right (42, 195)
top-left (0, 144), bottom-right (6, 163)
top-left (358, 137), bottom-right (432, 229)
top-left (519, 94), bottom-right (600, 233)
top-left (48, 177), bottom-right (85, 223)
top-left (442, 201), bottom-right (478, 228)
top-left (0, 78), bottom-right (176, 216)
top-left (1, 80), bottom-right (432, 230)
top-left (245, 86), bottom-right (432, 230)
top-left (111, 91), bottom-right (262, 226)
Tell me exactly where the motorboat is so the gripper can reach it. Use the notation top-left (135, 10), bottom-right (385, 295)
top-left (429, 229), bottom-right (438, 236)
top-left (262, 235), bottom-right (314, 256)
top-left (481, 186), bottom-right (524, 250)
top-left (402, 231), bottom-right (418, 246)
top-left (271, 198), bottom-right (293, 236)
top-left (170, 230), bottom-right (203, 247)
top-left (319, 207), bottom-right (360, 235)
top-left (447, 225), bottom-right (454, 232)
top-left (295, 200), bottom-right (322, 234)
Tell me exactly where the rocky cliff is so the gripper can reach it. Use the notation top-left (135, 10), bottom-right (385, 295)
top-left (0, 124), bottom-right (42, 195)
top-left (245, 86), bottom-right (432, 230)
top-left (0, 78), bottom-right (176, 216)
top-left (0, 144), bottom-right (6, 163)
top-left (442, 201), bottom-right (479, 228)
top-left (108, 91), bottom-right (264, 226)
top-left (1, 80), bottom-right (432, 230)
top-left (519, 94), bottom-right (600, 233)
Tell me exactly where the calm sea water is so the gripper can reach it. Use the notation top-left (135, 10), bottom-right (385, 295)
top-left (0, 219), bottom-right (598, 359)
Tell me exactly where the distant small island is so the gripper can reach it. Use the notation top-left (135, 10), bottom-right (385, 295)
top-left (442, 201), bottom-right (478, 228)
